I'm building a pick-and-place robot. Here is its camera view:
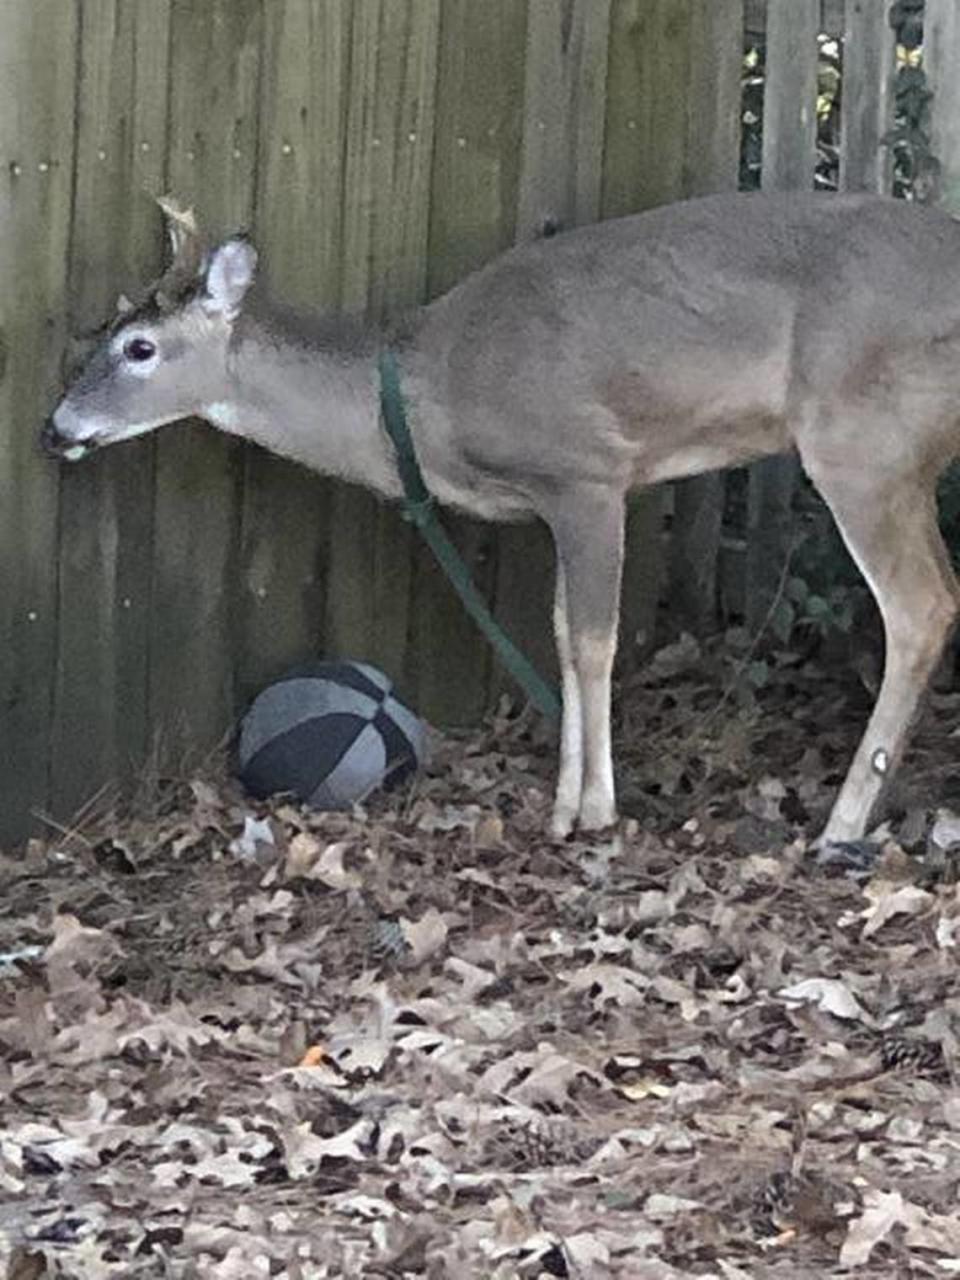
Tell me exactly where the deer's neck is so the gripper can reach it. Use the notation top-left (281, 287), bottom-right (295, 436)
top-left (215, 305), bottom-right (403, 499)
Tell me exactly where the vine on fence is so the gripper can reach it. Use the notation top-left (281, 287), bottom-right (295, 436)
top-left (885, 0), bottom-right (936, 199)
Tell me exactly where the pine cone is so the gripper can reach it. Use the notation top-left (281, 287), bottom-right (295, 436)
top-left (757, 1170), bottom-right (855, 1235)
top-left (881, 1035), bottom-right (946, 1076)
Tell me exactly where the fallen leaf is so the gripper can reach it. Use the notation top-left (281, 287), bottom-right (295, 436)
top-left (778, 977), bottom-right (873, 1024)
top-left (860, 881), bottom-right (933, 937)
top-left (401, 907), bottom-right (448, 962)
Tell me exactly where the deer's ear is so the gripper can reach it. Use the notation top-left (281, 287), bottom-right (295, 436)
top-left (203, 237), bottom-right (258, 318)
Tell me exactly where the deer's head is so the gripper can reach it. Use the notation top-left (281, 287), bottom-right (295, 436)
top-left (42, 197), bottom-right (258, 460)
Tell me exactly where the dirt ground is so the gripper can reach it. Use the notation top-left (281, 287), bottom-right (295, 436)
top-left (1, 635), bottom-right (959, 1279)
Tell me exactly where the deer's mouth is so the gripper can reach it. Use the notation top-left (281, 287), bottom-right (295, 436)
top-left (39, 419), bottom-right (98, 461)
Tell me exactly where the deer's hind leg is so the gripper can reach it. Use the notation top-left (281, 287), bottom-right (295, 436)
top-left (547, 487), bottom-right (626, 837)
top-left (802, 449), bottom-right (960, 844)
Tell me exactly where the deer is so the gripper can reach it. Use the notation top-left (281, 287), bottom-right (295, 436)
top-left (42, 191), bottom-right (960, 846)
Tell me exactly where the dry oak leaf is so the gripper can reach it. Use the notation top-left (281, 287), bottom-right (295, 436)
top-left (777, 977), bottom-right (873, 1024)
top-left (841, 1188), bottom-right (960, 1266)
top-left (281, 1117), bottom-right (377, 1179)
top-left (860, 880), bottom-right (933, 937)
top-left (400, 907), bottom-right (449, 963)
top-left (559, 962), bottom-right (650, 1008)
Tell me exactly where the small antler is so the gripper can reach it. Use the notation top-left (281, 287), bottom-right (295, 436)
top-left (154, 193), bottom-right (206, 307)
top-left (156, 194), bottom-right (202, 265)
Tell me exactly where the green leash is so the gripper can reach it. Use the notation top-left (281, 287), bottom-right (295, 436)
top-left (378, 349), bottom-right (561, 721)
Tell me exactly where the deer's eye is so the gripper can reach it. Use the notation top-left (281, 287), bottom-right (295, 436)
top-left (123, 337), bottom-right (156, 362)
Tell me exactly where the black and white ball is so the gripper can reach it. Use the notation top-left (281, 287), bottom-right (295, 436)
top-left (237, 661), bottom-right (425, 809)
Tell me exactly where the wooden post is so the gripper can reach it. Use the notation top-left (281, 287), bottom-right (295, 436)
top-left (744, 0), bottom-right (818, 634)
top-left (927, 0), bottom-right (960, 213)
top-left (840, 0), bottom-right (895, 193)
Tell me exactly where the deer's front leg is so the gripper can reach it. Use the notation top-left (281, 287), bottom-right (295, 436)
top-left (551, 565), bottom-right (583, 838)
top-left (549, 488), bottom-right (625, 835)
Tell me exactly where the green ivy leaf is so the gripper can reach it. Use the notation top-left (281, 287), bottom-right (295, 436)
top-left (747, 660), bottom-right (770, 689)
top-left (771, 599), bottom-right (796, 644)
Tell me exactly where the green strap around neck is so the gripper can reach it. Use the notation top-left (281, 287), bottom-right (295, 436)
top-left (378, 349), bottom-right (561, 721)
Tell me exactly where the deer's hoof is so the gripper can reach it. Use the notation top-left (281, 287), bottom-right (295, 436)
top-left (549, 806), bottom-right (577, 842)
top-left (579, 795), bottom-right (617, 834)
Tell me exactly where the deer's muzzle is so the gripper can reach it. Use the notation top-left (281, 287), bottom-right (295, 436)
top-left (39, 418), bottom-right (93, 462)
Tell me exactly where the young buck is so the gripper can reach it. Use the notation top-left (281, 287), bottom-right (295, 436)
top-left (43, 192), bottom-right (960, 843)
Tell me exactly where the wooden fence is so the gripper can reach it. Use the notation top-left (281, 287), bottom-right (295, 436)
top-left (0, 0), bottom-right (954, 847)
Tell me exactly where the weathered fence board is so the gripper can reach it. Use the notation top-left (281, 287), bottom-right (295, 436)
top-left (668, 0), bottom-right (744, 633)
top-left (0, 1), bottom-right (78, 846)
top-left (51, 0), bottom-right (170, 820)
top-left (491, 0), bottom-right (613, 706)
top-left (927, 0), bottom-right (960, 213)
top-left (744, 0), bottom-right (819, 634)
top-left (237, 2), bottom-right (350, 706)
top-left (515, 0), bottom-right (612, 238)
top-left (840, 0), bottom-right (894, 193)
top-left (324, 0), bottom-right (440, 700)
top-left (602, 0), bottom-right (683, 658)
top-left (149, 0), bottom-right (261, 762)
top-left (415, 0), bottom-right (527, 725)
top-left (603, 0), bottom-right (745, 652)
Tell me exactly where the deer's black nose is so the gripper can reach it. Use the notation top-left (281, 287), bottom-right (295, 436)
top-left (40, 419), bottom-right (68, 458)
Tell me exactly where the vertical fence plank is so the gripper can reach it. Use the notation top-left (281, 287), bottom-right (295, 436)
top-left (760, 0), bottom-right (819, 189)
top-left (51, 0), bottom-right (170, 821)
top-left (416, 0), bottom-right (527, 725)
top-left (149, 0), bottom-right (262, 764)
top-left (744, 0), bottom-right (818, 633)
top-left (602, 0), bottom-right (696, 658)
top-left (668, 0), bottom-right (744, 634)
top-left (490, 0), bottom-right (613, 708)
top-left (603, 0), bottom-right (693, 215)
top-left (238, 2), bottom-right (350, 709)
top-left (927, 0), bottom-right (960, 213)
top-left (339, 0), bottom-right (440, 319)
top-left (515, 0), bottom-right (612, 237)
top-left (840, 0), bottom-right (894, 193)
top-left (0, 1), bottom-right (78, 845)
top-left (605, 0), bottom-right (743, 646)
top-left (324, 0), bottom-right (440, 701)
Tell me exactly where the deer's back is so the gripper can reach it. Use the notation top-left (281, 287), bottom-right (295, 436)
top-left (409, 192), bottom-right (960, 506)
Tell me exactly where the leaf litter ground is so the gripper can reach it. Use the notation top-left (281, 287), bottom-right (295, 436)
top-left (2, 637), bottom-right (959, 1279)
